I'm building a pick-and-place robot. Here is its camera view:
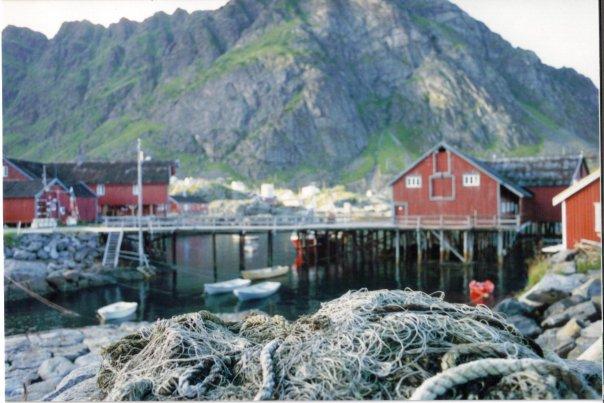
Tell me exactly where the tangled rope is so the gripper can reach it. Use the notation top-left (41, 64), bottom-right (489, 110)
top-left (96, 289), bottom-right (600, 400)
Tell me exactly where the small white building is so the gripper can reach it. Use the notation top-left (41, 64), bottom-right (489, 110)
top-left (230, 181), bottom-right (247, 193)
top-left (300, 184), bottom-right (320, 199)
top-left (261, 183), bottom-right (275, 199)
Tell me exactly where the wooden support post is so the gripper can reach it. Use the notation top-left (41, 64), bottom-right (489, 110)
top-left (352, 231), bottom-right (358, 262)
top-left (402, 231), bottom-right (407, 260)
top-left (395, 230), bottom-right (400, 266)
top-left (171, 232), bottom-right (177, 265)
top-left (497, 231), bottom-right (504, 264)
top-left (416, 229), bottom-right (422, 263)
top-left (325, 231), bottom-right (330, 262)
top-left (239, 231), bottom-right (245, 271)
top-left (463, 231), bottom-right (469, 262)
top-left (212, 232), bottom-right (217, 275)
top-left (267, 230), bottom-right (274, 267)
top-left (439, 229), bottom-right (445, 263)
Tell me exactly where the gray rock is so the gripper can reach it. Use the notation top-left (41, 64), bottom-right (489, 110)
top-left (46, 270), bottom-right (67, 288)
top-left (572, 277), bottom-right (601, 300)
top-left (26, 241), bottom-right (44, 252)
top-left (30, 329), bottom-right (85, 349)
top-left (23, 377), bottom-right (62, 401)
top-left (5, 376), bottom-right (25, 401)
top-left (556, 318), bottom-right (582, 340)
top-left (551, 261), bottom-right (576, 274)
top-left (13, 249), bottom-right (37, 260)
top-left (46, 262), bottom-right (63, 273)
top-left (45, 377), bottom-right (102, 401)
top-left (63, 269), bottom-right (80, 282)
top-left (5, 367), bottom-right (40, 385)
top-left (592, 296), bottom-right (601, 313)
top-left (494, 298), bottom-right (533, 317)
top-left (74, 352), bottom-right (101, 367)
top-left (541, 311), bottom-right (570, 329)
top-left (5, 247), bottom-right (14, 258)
top-left (37, 249), bottom-right (50, 260)
top-left (10, 348), bottom-right (52, 370)
top-left (50, 344), bottom-right (90, 361)
top-left (38, 357), bottom-right (76, 381)
top-left (51, 363), bottom-right (100, 396)
top-left (523, 273), bottom-right (588, 305)
top-left (567, 335), bottom-right (601, 360)
top-left (563, 301), bottom-right (599, 323)
top-left (506, 314), bottom-right (542, 338)
top-left (5, 334), bottom-right (32, 355)
top-left (543, 295), bottom-right (587, 318)
top-left (550, 249), bottom-right (577, 263)
top-left (79, 272), bottom-right (116, 287)
top-left (580, 320), bottom-right (602, 339)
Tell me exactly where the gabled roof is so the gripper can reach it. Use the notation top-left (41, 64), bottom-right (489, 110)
top-left (2, 157), bottom-right (35, 179)
top-left (6, 158), bottom-right (176, 184)
top-left (3, 178), bottom-right (68, 198)
top-left (387, 141), bottom-right (532, 198)
top-left (552, 169), bottom-right (600, 206)
top-left (69, 182), bottom-right (97, 198)
top-left (480, 155), bottom-right (587, 187)
top-left (170, 194), bottom-right (208, 204)
top-left (3, 180), bottom-right (45, 198)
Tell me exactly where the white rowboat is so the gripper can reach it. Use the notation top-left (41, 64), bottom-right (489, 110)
top-left (204, 278), bottom-right (251, 295)
top-left (233, 281), bottom-right (281, 301)
top-left (241, 265), bottom-right (289, 280)
top-left (97, 301), bottom-right (138, 320)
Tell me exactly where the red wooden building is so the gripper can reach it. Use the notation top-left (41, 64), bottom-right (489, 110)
top-left (169, 194), bottom-right (209, 215)
top-left (389, 142), bottom-right (531, 222)
top-left (481, 155), bottom-right (588, 227)
top-left (3, 157), bottom-right (177, 225)
top-left (552, 169), bottom-right (601, 249)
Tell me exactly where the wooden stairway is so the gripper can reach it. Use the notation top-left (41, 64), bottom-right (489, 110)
top-left (102, 231), bottom-right (124, 267)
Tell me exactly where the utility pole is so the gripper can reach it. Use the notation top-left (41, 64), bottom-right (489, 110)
top-left (137, 138), bottom-right (144, 267)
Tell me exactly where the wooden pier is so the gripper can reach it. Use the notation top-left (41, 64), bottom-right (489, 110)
top-left (5, 214), bottom-right (526, 266)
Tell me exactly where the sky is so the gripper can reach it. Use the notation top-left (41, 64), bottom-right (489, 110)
top-left (1, 0), bottom-right (600, 86)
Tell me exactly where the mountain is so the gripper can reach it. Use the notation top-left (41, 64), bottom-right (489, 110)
top-left (2, 0), bottom-right (599, 189)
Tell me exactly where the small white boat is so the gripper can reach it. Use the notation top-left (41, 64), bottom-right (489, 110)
top-left (244, 244), bottom-right (258, 254)
top-left (204, 278), bottom-right (251, 295)
top-left (233, 281), bottom-right (281, 301)
top-left (541, 244), bottom-right (565, 254)
top-left (241, 265), bottom-right (290, 280)
top-left (97, 301), bottom-right (138, 320)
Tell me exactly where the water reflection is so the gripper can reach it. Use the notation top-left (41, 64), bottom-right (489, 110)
top-left (4, 233), bottom-right (528, 335)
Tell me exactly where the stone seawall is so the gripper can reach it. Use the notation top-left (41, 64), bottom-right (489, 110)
top-left (4, 233), bottom-right (148, 302)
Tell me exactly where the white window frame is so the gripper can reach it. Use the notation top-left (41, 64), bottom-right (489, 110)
top-left (595, 202), bottom-right (601, 234)
top-left (96, 184), bottom-right (105, 196)
top-left (132, 184), bottom-right (140, 196)
top-left (3, 165), bottom-right (8, 178)
top-left (462, 173), bottom-right (480, 187)
top-left (406, 175), bottom-right (422, 189)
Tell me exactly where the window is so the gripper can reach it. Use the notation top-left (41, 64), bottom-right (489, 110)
top-left (406, 176), bottom-right (422, 188)
top-left (463, 173), bottom-right (480, 187)
top-left (3, 165), bottom-right (7, 178)
top-left (96, 184), bottom-right (105, 196)
top-left (132, 185), bottom-right (140, 196)
top-left (595, 203), bottom-right (601, 234)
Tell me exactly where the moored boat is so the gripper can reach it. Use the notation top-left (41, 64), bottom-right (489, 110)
top-left (233, 281), bottom-right (281, 301)
top-left (97, 301), bottom-right (138, 320)
top-left (241, 265), bottom-right (289, 280)
top-left (469, 280), bottom-right (495, 302)
top-left (204, 278), bottom-right (251, 295)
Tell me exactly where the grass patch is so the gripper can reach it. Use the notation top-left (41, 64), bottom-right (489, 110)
top-left (519, 256), bottom-right (549, 294)
top-left (519, 101), bottom-right (559, 131)
top-left (576, 252), bottom-right (601, 274)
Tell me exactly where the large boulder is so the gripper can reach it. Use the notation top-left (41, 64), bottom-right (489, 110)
top-left (50, 344), bottom-right (90, 361)
top-left (563, 301), bottom-right (599, 323)
top-left (572, 277), bottom-right (601, 300)
top-left (577, 337), bottom-right (603, 362)
top-left (494, 298), bottom-right (534, 317)
top-left (74, 352), bottom-right (102, 367)
top-left (44, 377), bottom-right (102, 401)
top-left (38, 357), bottom-right (76, 381)
top-left (62, 270), bottom-right (80, 282)
top-left (5, 376), bottom-right (25, 401)
top-left (506, 315), bottom-right (542, 338)
top-left (23, 377), bottom-right (62, 401)
top-left (13, 249), bottom-right (37, 260)
top-left (543, 295), bottom-right (587, 318)
top-left (5, 334), bottom-right (32, 356)
top-left (30, 329), bottom-right (84, 349)
top-left (25, 241), bottom-right (44, 252)
top-left (9, 348), bottom-right (52, 370)
top-left (550, 249), bottom-right (577, 263)
top-left (522, 274), bottom-right (587, 305)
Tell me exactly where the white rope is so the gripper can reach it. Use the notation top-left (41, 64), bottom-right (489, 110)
top-left (254, 339), bottom-right (281, 400)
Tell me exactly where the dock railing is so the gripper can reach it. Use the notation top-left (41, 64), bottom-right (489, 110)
top-left (394, 215), bottom-right (520, 230)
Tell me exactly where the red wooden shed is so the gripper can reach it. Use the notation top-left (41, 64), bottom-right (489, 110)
top-left (389, 142), bottom-right (531, 222)
top-left (553, 169), bottom-right (601, 249)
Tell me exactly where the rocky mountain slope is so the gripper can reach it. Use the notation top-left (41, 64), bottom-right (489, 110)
top-left (2, 0), bottom-right (599, 188)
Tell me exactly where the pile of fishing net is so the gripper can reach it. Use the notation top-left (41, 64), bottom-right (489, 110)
top-left (97, 289), bottom-right (601, 400)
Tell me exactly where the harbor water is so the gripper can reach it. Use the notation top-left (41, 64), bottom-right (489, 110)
top-left (4, 233), bottom-right (529, 335)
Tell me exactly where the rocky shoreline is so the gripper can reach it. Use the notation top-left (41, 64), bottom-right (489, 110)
top-left (4, 233), bottom-right (151, 302)
top-left (494, 246), bottom-right (602, 363)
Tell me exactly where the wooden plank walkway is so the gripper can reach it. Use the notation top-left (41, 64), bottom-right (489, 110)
top-left (4, 214), bottom-right (522, 235)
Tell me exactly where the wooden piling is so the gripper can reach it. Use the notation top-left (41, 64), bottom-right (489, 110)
top-left (239, 231), bottom-right (245, 271)
top-left (212, 232), bottom-right (217, 273)
top-left (416, 229), bottom-right (422, 263)
top-left (267, 230), bottom-right (274, 267)
top-left (439, 230), bottom-right (445, 263)
top-left (395, 230), bottom-right (400, 266)
top-left (497, 231), bottom-right (504, 264)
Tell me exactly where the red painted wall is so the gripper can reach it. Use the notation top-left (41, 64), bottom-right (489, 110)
top-left (76, 198), bottom-right (98, 222)
top-left (524, 186), bottom-right (566, 223)
top-left (3, 161), bottom-right (31, 181)
top-left (392, 149), bottom-right (500, 217)
top-left (564, 178), bottom-right (601, 248)
top-left (3, 198), bottom-right (35, 224)
top-left (89, 183), bottom-right (169, 206)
